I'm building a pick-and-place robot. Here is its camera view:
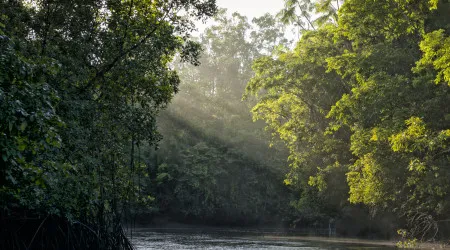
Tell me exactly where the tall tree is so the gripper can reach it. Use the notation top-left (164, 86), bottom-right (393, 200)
top-left (246, 0), bottom-right (450, 240)
top-left (0, 0), bottom-right (216, 248)
top-left (328, 0), bottom-right (450, 240)
top-left (244, 24), bottom-right (352, 226)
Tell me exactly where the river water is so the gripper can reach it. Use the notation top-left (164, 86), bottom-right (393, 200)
top-left (131, 228), bottom-right (395, 250)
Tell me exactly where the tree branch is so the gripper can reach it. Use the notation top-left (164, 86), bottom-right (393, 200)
top-left (82, 2), bottom-right (175, 92)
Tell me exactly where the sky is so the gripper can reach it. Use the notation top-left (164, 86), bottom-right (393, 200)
top-left (215, 0), bottom-right (285, 21)
top-left (195, 0), bottom-right (286, 34)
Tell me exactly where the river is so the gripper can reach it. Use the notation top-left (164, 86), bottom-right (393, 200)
top-left (130, 228), bottom-right (396, 249)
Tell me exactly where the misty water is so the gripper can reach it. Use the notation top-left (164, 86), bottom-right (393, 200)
top-left (131, 228), bottom-right (396, 250)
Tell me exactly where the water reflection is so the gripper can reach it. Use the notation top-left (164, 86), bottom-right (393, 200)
top-left (131, 229), bottom-right (395, 250)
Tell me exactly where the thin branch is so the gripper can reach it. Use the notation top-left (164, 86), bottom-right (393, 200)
top-left (41, 0), bottom-right (52, 55)
top-left (297, 1), bottom-right (316, 31)
top-left (73, 220), bottom-right (99, 238)
top-left (120, 0), bottom-right (135, 55)
top-left (304, 14), bottom-right (316, 31)
top-left (26, 215), bottom-right (49, 250)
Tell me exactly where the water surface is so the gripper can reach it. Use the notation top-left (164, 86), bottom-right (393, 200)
top-left (131, 228), bottom-right (395, 250)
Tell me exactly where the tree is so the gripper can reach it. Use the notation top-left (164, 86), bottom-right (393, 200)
top-left (277, 0), bottom-right (343, 35)
top-left (244, 24), bottom-right (352, 226)
top-left (327, 0), bottom-right (450, 240)
top-left (246, 0), bottom-right (450, 240)
top-left (0, 0), bottom-right (216, 248)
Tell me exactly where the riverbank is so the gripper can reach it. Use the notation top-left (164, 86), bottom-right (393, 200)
top-left (258, 235), bottom-right (450, 249)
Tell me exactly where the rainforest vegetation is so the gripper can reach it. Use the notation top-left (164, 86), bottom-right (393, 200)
top-left (1, 0), bottom-right (449, 249)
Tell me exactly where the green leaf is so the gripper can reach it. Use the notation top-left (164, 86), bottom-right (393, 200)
top-left (19, 121), bottom-right (27, 132)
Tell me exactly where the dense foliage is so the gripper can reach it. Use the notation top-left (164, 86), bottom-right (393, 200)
top-left (0, 0), bottom-right (216, 248)
top-left (247, 0), bottom-right (450, 241)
